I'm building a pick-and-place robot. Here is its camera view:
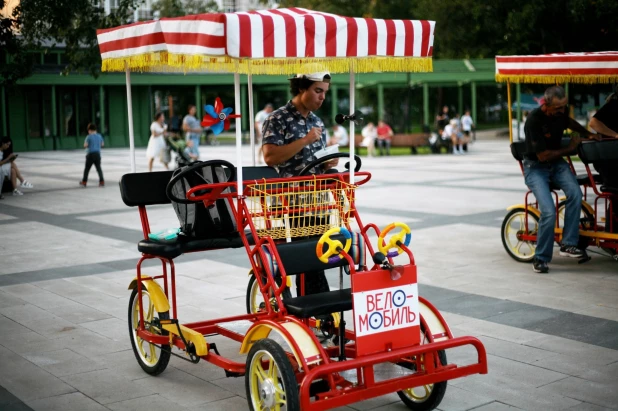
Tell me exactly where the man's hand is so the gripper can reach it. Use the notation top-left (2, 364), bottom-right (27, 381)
top-left (587, 133), bottom-right (602, 141)
top-left (568, 134), bottom-right (582, 150)
top-left (304, 127), bottom-right (323, 145)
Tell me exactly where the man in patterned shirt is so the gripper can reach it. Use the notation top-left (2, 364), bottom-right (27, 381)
top-left (262, 70), bottom-right (334, 177)
top-left (262, 69), bottom-right (336, 296)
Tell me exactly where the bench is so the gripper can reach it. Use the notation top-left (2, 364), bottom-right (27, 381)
top-left (354, 133), bottom-right (430, 155)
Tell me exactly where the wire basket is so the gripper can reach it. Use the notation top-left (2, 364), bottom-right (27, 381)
top-left (245, 176), bottom-right (356, 240)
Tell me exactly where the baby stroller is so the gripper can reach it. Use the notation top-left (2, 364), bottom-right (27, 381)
top-left (165, 136), bottom-right (194, 169)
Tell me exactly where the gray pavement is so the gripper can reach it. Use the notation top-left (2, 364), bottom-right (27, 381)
top-left (0, 136), bottom-right (617, 411)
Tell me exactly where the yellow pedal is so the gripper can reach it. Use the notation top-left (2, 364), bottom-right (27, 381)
top-left (162, 323), bottom-right (208, 356)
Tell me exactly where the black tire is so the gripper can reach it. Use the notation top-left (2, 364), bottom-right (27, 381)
top-left (128, 285), bottom-right (171, 375)
top-left (246, 271), bottom-right (292, 314)
top-left (245, 338), bottom-right (300, 411)
top-left (557, 200), bottom-right (594, 249)
top-left (397, 326), bottom-right (448, 411)
top-left (501, 207), bottom-right (540, 263)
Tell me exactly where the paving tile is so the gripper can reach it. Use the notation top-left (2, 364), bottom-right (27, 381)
top-left (26, 392), bottom-right (108, 411)
top-left (46, 302), bottom-right (112, 324)
top-left (22, 348), bottom-right (107, 378)
top-left (453, 372), bottom-right (581, 411)
top-left (106, 393), bottom-right (191, 411)
top-left (462, 401), bottom-right (524, 410)
top-left (539, 376), bottom-right (618, 409)
top-left (186, 395), bottom-right (254, 411)
top-left (0, 346), bottom-right (76, 402)
top-left (133, 368), bottom-right (235, 407)
top-left (60, 369), bottom-right (157, 405)
top-left (0, 290), bottom-right (28, 309)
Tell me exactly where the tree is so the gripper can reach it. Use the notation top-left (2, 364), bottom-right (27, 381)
top-left (275, 0), bottom-right (618, 58)
top-left (0, 0), bottom-right (31, 87)
top-left (152, 0), bottom-right (185, 18)
top-left (183, 0), bottom-right (219, 14)
top-left (4, 0), bottom-right (143, 84)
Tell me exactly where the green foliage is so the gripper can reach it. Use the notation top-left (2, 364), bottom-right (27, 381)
top-left (183, 0), bottom-right (219, 14)
top-left (152, 0), bottom-right (219, 17)
top-left (277, 0), bottom-right (618, 58)
top-left (0, 0), bottom-right (32, 87)
top-left (3, 0), bottom-right (143, 84)
top-left (152, 0), bottom-right (185, 17)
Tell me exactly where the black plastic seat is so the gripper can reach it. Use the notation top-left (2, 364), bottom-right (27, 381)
top-left (137, 233), bottom-right (248, 259)
top-left (120, 166), bottom-right (275, 259)
top-left (601, 185), bottom-right (618, 194)
top-left (576, 173), bottom-right (602, 186)
top-left (284, 289), bottom-right (352, 318)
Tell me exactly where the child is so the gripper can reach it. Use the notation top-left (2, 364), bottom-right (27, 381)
top-left (80, 123), bottom-right (105, 187)
top-left (183, 138), bottom-right (199, 162)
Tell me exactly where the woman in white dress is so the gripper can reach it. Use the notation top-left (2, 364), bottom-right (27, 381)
top-left (146, 112), bottom-right (169, 172)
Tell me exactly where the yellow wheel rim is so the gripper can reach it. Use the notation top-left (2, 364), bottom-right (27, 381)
top-left (402, 384), bottom-right (433, 402)
top-left (249, 350), bottom-right (288, 410)
top-left (504, 211), bottom-right (537, 260)
top-left (131, 291), bottom-right (162, 367)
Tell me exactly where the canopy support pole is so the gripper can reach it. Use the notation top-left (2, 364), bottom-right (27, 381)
top-left (234, 72), bottom-right (243, 196)
top-left (507, 81), bottom-right (513, 144)
top-left (125, 62), bottom-right (136, 173)
top-left (515, 83), bottom-right (521, 141)
top-left (349, 68), bottom-right (355, 185)
top-left (248, 74), bottom-right (256, 166)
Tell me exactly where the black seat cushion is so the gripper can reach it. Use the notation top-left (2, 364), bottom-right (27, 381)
top-left (283, 288), bottom-right (352, 318)
top-left (138, 231), bottom-right (255, 258)
top-left (601, 185), bottom-right (618, 194)
top-left (576, 173), bottom-right (601, 186)
top-left (137, 239), bottom-right (182, 259)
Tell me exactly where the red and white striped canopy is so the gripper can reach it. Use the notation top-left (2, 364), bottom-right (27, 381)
top-left (495, 51), bottom-right (618, 84)
top-left (97, 7), bottom-right (435, 75)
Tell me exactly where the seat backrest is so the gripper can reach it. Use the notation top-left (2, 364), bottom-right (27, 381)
top-left (242, 166), bottom-right (279, 181)
top-left (510, 142), bottom-right (527, 161)
top-left (578, 139), bottom-right (618, 165)
top-left (120, 171), bottom-right (174, 207)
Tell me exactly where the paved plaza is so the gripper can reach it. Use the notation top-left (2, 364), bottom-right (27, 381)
top-left (0, 136), bottom-right (617, 411)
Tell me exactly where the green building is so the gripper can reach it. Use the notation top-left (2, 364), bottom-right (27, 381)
top-left (1, 53), bottom-right (500, 152)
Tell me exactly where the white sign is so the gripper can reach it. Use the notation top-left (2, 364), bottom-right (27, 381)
top-left (353, 283), bottom-right (419, 337)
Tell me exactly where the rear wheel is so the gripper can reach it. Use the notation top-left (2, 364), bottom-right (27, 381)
top-left (128, 285), bottom-right (171, 375)
top-left (245, 338), bottom-right (300, 411)
top-left (397, 326), bottom-right (448, 411)
top-left (557, 200), bottom-right (594, 249)
top-left (246, 271), bottom-right (292, 314)
top-left (501, 207), bottom-right (539, 263)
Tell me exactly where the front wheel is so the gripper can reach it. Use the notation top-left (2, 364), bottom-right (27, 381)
top-left (128, 285), bottom-right (171, 375)
top-left (397, 326), bottom-right (448, 411)
top-left (245, 338), bottom-right (300, 411)
top-left (501, 207), bottom-right (539, 263)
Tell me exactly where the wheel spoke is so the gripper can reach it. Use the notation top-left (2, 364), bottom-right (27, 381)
top-left (267, 358), bottom-right (276, 379)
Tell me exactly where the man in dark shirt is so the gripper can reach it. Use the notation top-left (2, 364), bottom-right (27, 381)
top-left (589, 88), bottom-right (618, 187)
top-left (588, 87), bottom-right (618, 233)
top-left (523, 85), bottom-right (599, 274)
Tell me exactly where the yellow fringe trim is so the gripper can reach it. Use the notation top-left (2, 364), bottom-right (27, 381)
top-left (101, 53), bottom-right (433, 75)
top-left (496, 74), bottom-right (618, 84)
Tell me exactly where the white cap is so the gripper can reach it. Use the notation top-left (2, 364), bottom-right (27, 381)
top-left (449, 119), bottom-right (458, 126)
top-left (289, 63), bottom-right (331, 82)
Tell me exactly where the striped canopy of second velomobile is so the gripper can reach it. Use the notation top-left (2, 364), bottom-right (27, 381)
top-left (495, 51), bottom-right (618, 84)
top-left (97, 7), bottom-right (435, 75)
